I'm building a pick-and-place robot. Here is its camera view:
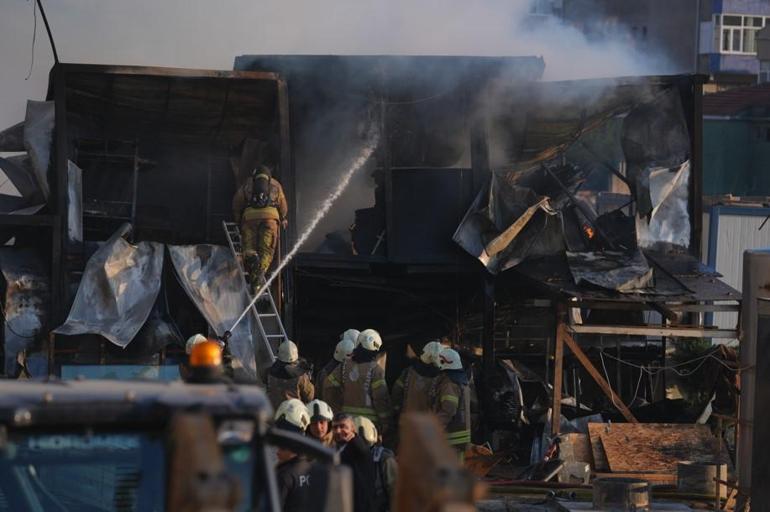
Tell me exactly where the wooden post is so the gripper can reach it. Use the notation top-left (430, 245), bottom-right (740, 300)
top-left (276, 78), bottom-right (293, 336)
top-left (551, 319), bottom-right (564, 436)
top-left (561, 325), bottom-right (638, 423)
top-left (481, 273), bottom-right (496, 380)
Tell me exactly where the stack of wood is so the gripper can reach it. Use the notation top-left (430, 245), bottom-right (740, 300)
top-left (582, 423), bottom-right (731, 487)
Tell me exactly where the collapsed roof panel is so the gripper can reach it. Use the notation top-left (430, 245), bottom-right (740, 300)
top-left (454, 75), bottom-right (705, 295)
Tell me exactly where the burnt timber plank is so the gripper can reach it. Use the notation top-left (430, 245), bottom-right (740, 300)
top-left (560, 325), bottom-right (638, 423)
top-left (595, 423), bottom-right (729, 474)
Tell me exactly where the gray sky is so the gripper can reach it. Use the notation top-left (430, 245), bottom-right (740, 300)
top-left (0, 0), bottom-right (673, 131)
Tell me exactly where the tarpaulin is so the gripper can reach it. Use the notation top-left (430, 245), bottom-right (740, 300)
top-left (0, 155), bottom-right (43, 203)
top-left (635, 161), bottom-right (691, 250)
top-left (566, 250), bottom-right (653, 292)
top-left (453, 163), bottom-right (582, 273)
top-left (0, 248), bottom-right (49, 376)
top-left (0, 121), bottom-right (24, 152)
top-left (54, 225), bottom-right (164, 348)
top-left (168, 244), bottom-right (273, 381)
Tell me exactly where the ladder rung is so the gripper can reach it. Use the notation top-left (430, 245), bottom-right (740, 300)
top-left (266, 334), bottom-right (285, 338)
top-left (258, 313), bottom-right (278, 318)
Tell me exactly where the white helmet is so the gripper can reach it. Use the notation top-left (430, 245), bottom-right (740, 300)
top-left (274, 399), bottom-right (310, 432)
top-left (420, 340), bottom-right (444, 366)
top-left (438, 347), bottom-right (463, 371)
top-left (357, 329), bottom-right (382, 352)
top-left (307, 399), bottom-right (334, 422)
top-left (340, 329), bottom-right (361, 345)
top-left (353, 416), bottom-right (378, 446)
top-left (334, 338), bottom-right (356, 363)
top-left (185, 333), bottom-right (208, 355)
top-left (277, 340), bottom-right (299, 363)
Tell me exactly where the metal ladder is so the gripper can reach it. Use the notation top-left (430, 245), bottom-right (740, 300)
top-left (223, 221), bottom-right (288, 360)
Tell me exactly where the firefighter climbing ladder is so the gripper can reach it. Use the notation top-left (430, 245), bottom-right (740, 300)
top-left (223, 221), bottom-right (288, 360)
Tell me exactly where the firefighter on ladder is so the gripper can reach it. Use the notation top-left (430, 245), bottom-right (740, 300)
top-left (232, 165), bottom-right (288, 295)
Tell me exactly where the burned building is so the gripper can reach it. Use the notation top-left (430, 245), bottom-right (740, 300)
top-left (0, 64), bottom-right (291, 379)
top-left (0, 57), bottom-right (742, 480)
top-left (235, 53), bottom-right (736, 405)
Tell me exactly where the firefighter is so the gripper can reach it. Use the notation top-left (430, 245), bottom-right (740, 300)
top-left (306, 399), bottom-right (335, 447)
top-left (232, 165), bottom-right (288, 295)
top-left (273, 399), bottom-right (314, 512)
top-left (431, 347), bottom-right (471, 460)
top-left (316, 330), bottom-right (358, 401)
top-left (266, 340), bottom-right (314, 408)
top-left (354, 416), bottom-right (397, 512)
top-left (330, 329), bottom-right (392, 438)
top-left (391, 340), bottom-right (443, 417)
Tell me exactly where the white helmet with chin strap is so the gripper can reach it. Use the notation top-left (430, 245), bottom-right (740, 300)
top-left (307, 399), bottom-right (334, 422)
top-left (353, 416), bottom-right (378, 446)
top-left (334, 338), bottom-right (356, 363)
top-left (420, 340), bottom-right (444, 366)
top-left (274, 399), bottom-right (310, 431)
top-left (340, 329), bottom-right (361, 345)
top-left (357, 329), bottom-right (382, 352)
top-left (277, 340), bottom-right (299, 363)
top-left (438, 347), bottom-right (463, 371)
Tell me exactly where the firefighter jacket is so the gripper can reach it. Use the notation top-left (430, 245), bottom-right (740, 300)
top-left (265, 359), bottom-right (315, 408)
top-left (392, 359), bottom-right (440, 415)
top-left (315, 358), bottom-right (340, 402)
top-left (232, 173), bottom-right (288, 223)
top-left (431, 369), bottom-right (471, 448)
top-left (338, 347), bottom-right (392, 430)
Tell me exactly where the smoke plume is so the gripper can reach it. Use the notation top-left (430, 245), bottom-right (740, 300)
top-left (0, 0), bottom-right (677, 130)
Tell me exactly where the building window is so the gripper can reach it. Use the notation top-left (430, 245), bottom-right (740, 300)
top-left (715, 14), bottom-right (766, 54)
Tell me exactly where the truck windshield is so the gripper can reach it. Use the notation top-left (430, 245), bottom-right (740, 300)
top-left (0, 431), bottom-right (165, 512)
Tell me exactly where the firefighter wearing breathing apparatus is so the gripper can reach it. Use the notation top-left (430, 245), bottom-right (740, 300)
top-left (232, 165), bottom-right (288, 294)
top-left (431, 347), bottom-right (471, 460)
